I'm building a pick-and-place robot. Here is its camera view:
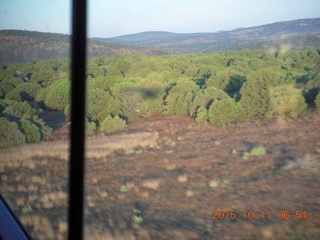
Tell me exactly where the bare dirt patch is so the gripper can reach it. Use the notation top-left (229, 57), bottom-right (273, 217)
top-left (1, 112), bottom-right (320, 240)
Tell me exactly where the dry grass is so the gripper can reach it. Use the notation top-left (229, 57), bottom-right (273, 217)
top-left (0, 131), bottom-right (159, 163)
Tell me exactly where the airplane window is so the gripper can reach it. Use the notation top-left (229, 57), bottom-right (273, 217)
top-left (0, 0), bottom-right (71, 239)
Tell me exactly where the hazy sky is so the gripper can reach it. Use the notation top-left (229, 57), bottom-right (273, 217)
top-left (0, 0), bottom-right (319, 38)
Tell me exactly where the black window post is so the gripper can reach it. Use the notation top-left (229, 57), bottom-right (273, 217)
top-left (68, 0), bottom-right (87, 239)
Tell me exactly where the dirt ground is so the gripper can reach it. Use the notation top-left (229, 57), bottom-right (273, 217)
top-left (0, 111), bottom-right (320, 240)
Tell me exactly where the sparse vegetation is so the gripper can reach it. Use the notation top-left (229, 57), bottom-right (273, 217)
top-left (243, 146), bottom-right (267, 160)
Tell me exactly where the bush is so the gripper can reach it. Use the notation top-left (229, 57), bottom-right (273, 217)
top-left (111, 81), bottom-right (149, 121)
top-left (31, 115), bottom-right (52, 139)
top-left (0, 82), bottom-right (14, 98)
top-left (87, 88), bottom-right (121, 123)
top-left (0, 117), bottom-right (26, 147)
top-left (86, 119), bottom-right (96, 135)
top-left (5, 89), bottom-right (22, 101)
top-left (100, 115), bottom-right (126, 133)
top-left (269, 85), bottom-right (307, 118)
top-left (2, 100), bottom-right (34, 119)
top-left (315, 93), bottom-right (320, 109)
top-left (189, 87), bottom-right (229, 118)
top-left (20, 119), bottom-right (41, 143)
top-left (194, 106), bottom-right (208, 124)
top-left (16, 83), bottom-right (41, 101)
top-left (137, 79), bottom-right (166, 115)
top-left (243, 146), bottom-right (266, 160)
top-left (164, 78), bottom-right (198, 116)
top-left (240, 76), bottom-right (271, 120)
top-left (45, 78), bottom-right (70, 111)
top-left (208, 98), bottom-right (245, 126)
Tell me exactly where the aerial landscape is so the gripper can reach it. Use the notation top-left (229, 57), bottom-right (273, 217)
top-left (0, 0), bottom-right (320, 239)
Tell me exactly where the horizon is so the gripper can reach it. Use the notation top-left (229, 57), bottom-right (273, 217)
top-left (1, 16), bottom-right (320, 39)
top-left (0, 0), bottom-right (320, 38)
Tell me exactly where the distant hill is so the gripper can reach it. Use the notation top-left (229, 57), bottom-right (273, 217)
top-left (1, 18), bottom-right (320, 64)
top-left (96, 18), bottom-right (320, 52)
top-left (0, 30), bottom-right (179, 64)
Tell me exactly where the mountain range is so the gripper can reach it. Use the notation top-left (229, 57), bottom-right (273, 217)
top-left (94, 18), bottom-right (320, 52)
top-left (1, 18), bottom-right (320, 63)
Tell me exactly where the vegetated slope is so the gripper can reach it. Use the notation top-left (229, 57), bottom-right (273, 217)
top-left (1, 49), bottom-right (320, 148)
top-left (97, 18), bottom-right (320, 52)
top-left (0, 30), bottom-right (179, 64)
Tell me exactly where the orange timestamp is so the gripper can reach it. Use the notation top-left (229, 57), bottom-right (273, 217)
top-left (212, 209), bottom-right (308, 220)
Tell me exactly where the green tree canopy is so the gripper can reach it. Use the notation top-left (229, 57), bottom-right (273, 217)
top-left (208, 98), bottom-right (245, 126)
top-left (164, 77), bottom-right (198, 116)
top-left (0, 117), bottom-right (26, 147)
top-left (87, 88), bottom-right (121, 124)
top-left (269, 85), bottom-right (307, 118)
top-left (240, 75), bottom-right (271, 120)
top-left (44, 77), bottom-right (70, 111)
top-left (20, 119), bottom-right (41, 143)
top-left (111, 81), bottom-right (149, 121)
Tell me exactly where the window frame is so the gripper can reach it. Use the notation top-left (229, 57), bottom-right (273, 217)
top-left (68, 0), bottom-right (87, 240)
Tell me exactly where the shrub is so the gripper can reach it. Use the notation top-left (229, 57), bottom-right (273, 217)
top-left (5, 89), bottom-right (22, 101)
top-left (87, 88), bottom-right (121, 123)
top-left (315, 93), bottom-right (320, 109)
top-left (164, 78), bottom-right (198, 116)
top-left (269, 85), bottom-right (307, 118)
top-left (20, 119), bottom-right (41, 143)
top-left (45, 78), bottom-right (70, 111)
top-left (242, 146), bottom-right (266, 160)
top-left (111, 81), bottom-right (149, 121)
top-left (100, 115), bottom-right (126, 133)
top-left (208, 98), bottom-right (245, 126)
top-left (16, 83), bottom-right (41, 101)
top-left (0, 82), bottom-right (14, 98)
top-left (194, 106), bottom-right (208, 124)
top-left (31, 115), bottom-right (52, 139)
top-left (2, 100), bottom-right (34, 119)
top-left (240, 76), bottom-right (271, 120)
top-left (86, 119), bottom-right (96, 135)
top-left (0, 117), bottom-right (26, 147)
top-left (189, 87), bottom-right (229, 118)
top-left (137, 79), bottom-right (166, 115)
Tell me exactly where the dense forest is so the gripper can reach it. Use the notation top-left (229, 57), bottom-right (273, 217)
top-left (1, 48), bottom-right (320, 147)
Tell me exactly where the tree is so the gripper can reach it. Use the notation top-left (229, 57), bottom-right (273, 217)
top-left (189, 87), bottom-right (229, 118)
top-left (269, 85), bottom-right (307, 118)
top-left (208, 98), bottom-right (245, 126)
top-left (206, 68), bottom-right (239, 90)
top-left (0, 117), bottom-right (26, 147)
top-left (240, 76), bottom-right (271, 120)
top-left (15, 82), bottom-right (41, 101)
top-left (302, 74), bottom-right (320, 105)
top-left (87, 88), bottom-right (121, 124)
top-left (0, 82), bottom-right (14, 98)
top-left (2, 100), bottom-right (34, 119)
top-left (164, 77), bottom-right (198, 116)
top-left (45, 77), bottom-right (70, 111)
top-left (20, 119), bottom-right (41, 143)
top-left (111, 81), bottom-right (149, 121)
top-left (137, 79), bottom-right (166, 115)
